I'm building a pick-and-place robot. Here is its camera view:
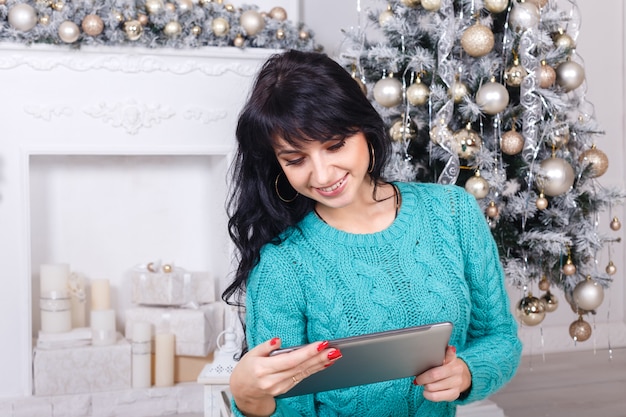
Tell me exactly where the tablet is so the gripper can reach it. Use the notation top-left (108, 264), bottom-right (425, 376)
top-left (271, 321), bottom-right (453, 398)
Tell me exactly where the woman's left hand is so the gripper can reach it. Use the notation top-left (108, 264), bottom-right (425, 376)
top-left (412, 345), bottom-right (472, 402)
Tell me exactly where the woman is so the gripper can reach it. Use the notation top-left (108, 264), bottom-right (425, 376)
top-left (223, 49), bottom-right (521, 417)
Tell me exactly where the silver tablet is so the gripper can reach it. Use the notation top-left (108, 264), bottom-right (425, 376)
top-left (271, 321), bottom-right (453, 398)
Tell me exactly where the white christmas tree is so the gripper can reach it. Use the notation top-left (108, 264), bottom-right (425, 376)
top-left (339, 0), bottom-right (624, 342)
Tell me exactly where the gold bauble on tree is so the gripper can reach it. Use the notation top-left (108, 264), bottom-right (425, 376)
top-left (535, 192), bottom-right (548, 210)
top-left (504, 57), bottom-right (527, 87)
top-left (240, 9), bottom-right (265, 36)
top-left (145, 0), bottom-right (164, 14)
top-left (233, 33), bottom-right (245, 47)
top-left (389, 115), bottom-right (418, 142)
top-left (58, 21), bottom-right (80, 43)
top-left (540, 291), bottom-right (559, 313)
top-left (406, 76), bottom-right (430, 106)
top-left (484, 0), bottom-right (509, 14)
top-left (516, 293), bottom-right (546, 326)
top-left (579, 145), bottom-right (609, 178)
top-left (124, 19), bottom-right (144, 41)
top-left (379, 4), bottom-right (394, 26)
top-left (269, 6), bottom-right (287, 21)
top-left (430, 118), bottom-right (453, 145)
top-left (500, 128), bottom-right (525, 155)
top-left (211, 17), bottom-right (230, 36)
top-left (449, 79), bottom-right (468, 104)
top-left (81, 14), bottom-right (104, 37)
top-left (606, 261), bottom-right (617, 276)
top-left (486, 201), bottom-right (499, 218)
top-left (453, 123), bottom-right (482, 159)
top-left (610, 217), bottom-right (622, 231)
top-left (537, 60), bottom-right (556, 88)
top-left (538, 276), bottom-right (550, 291)
top-left (569, 316), bottom-right (592, 342)
top-left (553, 28), bottom-right (576, 51)
top-left (421, 0), bottom-right (442, 11)
top-left (562, 258), bottom-right (576, 276)
top-left (465, 171), bottom-right (490, 199)
top-left (164, 20), bottom-right (182, 37)
top-left (401, 0), bottom-right (421, 7)
top-left (461, 21), bottom-right (495, 57)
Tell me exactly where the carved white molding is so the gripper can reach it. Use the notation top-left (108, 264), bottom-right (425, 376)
top-left (83, 99), bottom-right (176, 135)
top-left (183, 107), bottom-right (229, 124)
top-left (24, 105), bottom-right (73, 121)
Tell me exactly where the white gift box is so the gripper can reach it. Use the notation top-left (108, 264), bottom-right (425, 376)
top-left (124, 302), bottom-right (225, 357)
top-left (33, 333), bottom-right (131, 396)
top-left (130, 265), bottom-right (216, 306)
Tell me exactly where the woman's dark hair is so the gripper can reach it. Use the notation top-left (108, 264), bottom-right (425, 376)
top-left (222, 49), bottom-right (390, 314)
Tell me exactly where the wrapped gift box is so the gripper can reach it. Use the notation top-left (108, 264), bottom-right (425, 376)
top-left (124, 302), bottom-right (224, 357)
top-left (33, 333), bottom-right (131, 396)
top-left (130, 266), bottom-right (216, 306)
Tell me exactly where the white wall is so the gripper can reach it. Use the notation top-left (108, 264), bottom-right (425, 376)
top-left (303, 0), bottom-right (626, 353)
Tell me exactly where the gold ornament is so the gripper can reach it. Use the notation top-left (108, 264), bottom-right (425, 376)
top-left (553, 28), bottom-right (576, 51)
top-left (113, 11), bottom-right (124, 22)
top-left (549, 123), bottom-right (570, 148)
top-left (504, 57), bottom-right (527, 87)
top-left (606, 261), bottom-right (617, 276)
top-left (573, 276), bottom-right (604, 311)
top-left (145, 0), bottom-right (164, 14)
top-left (516, 293), bottom-right (546, 326)
top-left (476, 77), bottom-right (509, 115)
top-left (276, 28), bottom-right (285, 40)
top-left (540, 291), bottom-right (558, 313)
top-left (536, 157), bottom-right (575, 197)
top-left (177, 0), bottom-right (193, 13)
top-left (579, 145), bottom-right (609, 178)
top-left (610, 217), bottom-right (622, 231)
top-left (379, 4), bottom-right (394, 26)
top-left (461, 21), bottom-right (495, 57)
top-left (430, 118), bottom-right (453, 145)
top-left (165, 2), bottom-right (176, 12)
top-left (58, 20), bottom-right (80, 43)
top-left (211, 17), bottom-right (230, 36)
top-left (537, 60), bottom-right (556, 88)
top-left (484, 0), bottom-right (509, 14)
top-left (233, 34), bottom-right (245, 47)
top-left (224, 4), bottom-right (235, 12)
top-left (526, 0), bottom-right (548, 8)
top-left (449, 80), bottom-right (468, 104)
top-left (269, 6), bottom-right (287, 21)
top-left (51, 1), bottom-right (64, 11)
top-left (406, 77), bottom-right (430, 106)
top-left (389, 115), bottom-right (417, 142)
top-left (401, 0), bottom-right (421, 7)
top-left (569, 316), bottom-right (592, 342)
top-left (373, 74), bottom-right (403, 108)
top-left (191, 25), bottom-right (202, 36)
top-left (298, 30), bottom-right (309, 40)
top-left (562, 258), bottom-right (576, 276)
top-left (39, 14), bottom-right (50, 25)
top-left (240, 9), bottom-right (265, 36)
top-left (137, 14), bottom-right (149, 26)
top-left (500, 129), bottom-right (524, 155)
top-left (421, 0), bottom-right (442, 11)
top-left (81, 14), bottom-right (104, 37)
top-left (538, 276), bottom-right (550, 292)
top-left (465, 171), bottom-right (490, 199)
top-left (486, 201), bottom-right (499, 218)
top-left (164, 20), bottom-right (182, 37)
top-left (453, 123), bottom-right (482, 159)
top-left (124, 20), bottom-right (144, 41)
top-left (535, 192), bottom-right (548, 210)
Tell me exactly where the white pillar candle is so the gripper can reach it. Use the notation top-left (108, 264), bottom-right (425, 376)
top-left (154, 332), bottom-right (175, 387)
top-left (39, 263), bottom-right (71, 334)
top-left (132, 322), bottom-right (152, 388)
top-left (91, 278), bottom-right (111, 310)
top-left (90, 309), bottom-right (116, 346)
top-left (69, 273), bottom-right (86, 328)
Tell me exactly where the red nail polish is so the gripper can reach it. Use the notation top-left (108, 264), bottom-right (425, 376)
top-left (327, 349), bottom-right (342, 361)
top-left (317, 341), bottom-right (329, 351)
top-left (412, 377), bottom-right (418, 386)
top-left (450, 345), bottom-right (457, 354)
top-left (270, 337), bottom-right (279, 346)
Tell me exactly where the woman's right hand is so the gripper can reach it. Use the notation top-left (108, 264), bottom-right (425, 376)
top-left (229, 337), bottom-right (342, 417)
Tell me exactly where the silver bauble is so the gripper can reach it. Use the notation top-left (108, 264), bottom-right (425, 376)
top-left (569, 316), bottom-right (592, 342)
top-left (573, 277), bottom-right (604, 311)
top-left (145, 0), bottom-right (164, 14)
top-left (240, 10), bottom-right (265, 36)
top-left (540, 291), bottom-right (559, 313)
top-left (453, 124), bottom-right (482, 159)
top-left (500, 129), bottom-right (525, 155)
top-left (449, 81), bottom-right (469, 103)
top-left (81, 14), bottom-right (104, 37)
top-left (579, 146), bottom-right (609, 178)
top-left (509, 1), bottom-right (540, 32)
top-left (389, 116), bottom-right (418, 142)
top-left (461, 22), bottom-right (495, 57)
top-left (537, 61), bottom-right (556, 88)
top-left (476, 80), bottom-right (509, 115)
top-left (8, 3), bottom-right (38, 32)
top-left (164, 20), bottom-right (182, 37)
top-left (177, 0), bottom-right (193, 13)
top-left (421, 0), bottom-right (442, 11)
top-left (465, 173), bottom-right (490, 199)
top-left (269, 6), bottom-right (287, 21)
top-left (124, 20), bottom-right (144, 41)
top-left (484, 0), bottom-right (509, 13)
top-left (58, 21), bottom-right (80, 43)
top-left (406, 78), bottom-right (430, 106)
top-left (565, 290), bottom-right (591, 316)
top-left (536, 157), bottom-right (575, 197)
top-left (211, 17), bottom-right (230, 36)
top-left (516, 294), bottom-right (546, 326)
top-left (556, 61), bottom-right (585, 92)
top-left (373, 76), bottom-right (403, 108)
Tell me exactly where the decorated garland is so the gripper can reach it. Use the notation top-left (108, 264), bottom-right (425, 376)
top-left (0, 0), bottom-right (319, 51)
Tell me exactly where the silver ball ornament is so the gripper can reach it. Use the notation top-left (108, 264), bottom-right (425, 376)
top-left (484, 0), bottom-right (509, 13)
top-left (163, 20), bottom-right (182, 37)
top-left (145, 0), bottom-right (164, 14)
top-left (465, 173), bottom-right (490, 199)
top-left (177, 0), bottom-right (193, 13)
top-left (240, 10), bottom-right (265, 36)
top-left (500, 129), bottom-right (525, 155)
top-left (556, 61), bottom-right (585, 92)
top-left (476, 79), bottom-right (509, 115)
top-left (516, 294), bottom-right (546, 326)
top-left (569, 316), bottom-right (592, 342)
top-left (373, 76), bottom-right (403, 108)
top-left (58, 21), bottom-right (80, 43)
top-left (461, 22), bottom-right (495, 57)
top-left (540, 291), bottom-right (559, 313)
top-left (573, 277), bottom-right (604, 311)
top-left (211, 17), bottom-right (230, 36)
top-left (406, 78), bottom-right (430, 106)
top-left (449, 81), bottom-right (469, 104)
top-left (536, 157), bottom-right (575, 197)
top-left (81, 14), bottom-right (104, 37)
top-left (579, 147), bottom-right (609, 178)
top-left (8, 3), bottom-right (38, 32)
top-left (509, 1), bottom-right (540, 32)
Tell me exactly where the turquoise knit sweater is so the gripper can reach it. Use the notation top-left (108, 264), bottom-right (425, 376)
top-left (233, 182), bottom-right (522, 417)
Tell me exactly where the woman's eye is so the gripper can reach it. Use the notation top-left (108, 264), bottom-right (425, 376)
top-left (328, 139), bottom-right (346, 151)
top-left (285, 158), bottom-right (304, 166)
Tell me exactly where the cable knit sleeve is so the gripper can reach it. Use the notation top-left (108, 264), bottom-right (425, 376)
top-left (449, 187), bottom-right (522, 404)
top-left (230, 239), bottom-right (318, 417)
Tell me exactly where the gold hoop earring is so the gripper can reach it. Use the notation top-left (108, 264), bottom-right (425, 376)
top-left (275, 172), bottom-right (299, 203)
top-left (367, 142), bottom-right (376, 174)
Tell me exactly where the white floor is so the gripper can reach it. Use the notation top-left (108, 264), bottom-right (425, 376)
top-left (491, 347), bottom-right (626, 417)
